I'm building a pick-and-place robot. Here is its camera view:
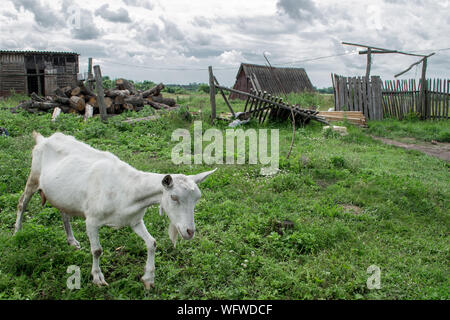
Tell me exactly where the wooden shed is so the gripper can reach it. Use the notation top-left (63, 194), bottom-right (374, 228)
top-left (0, 50), bottom-right (79, 96)
top-left (229, 63), bottom-right (314, 100)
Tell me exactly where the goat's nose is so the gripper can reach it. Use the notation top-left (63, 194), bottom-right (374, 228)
top-left (186, 228), bottom-right (194, 237)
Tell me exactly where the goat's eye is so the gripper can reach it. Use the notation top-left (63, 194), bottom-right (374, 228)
top-left (171, 195), bottom-right (179, 202)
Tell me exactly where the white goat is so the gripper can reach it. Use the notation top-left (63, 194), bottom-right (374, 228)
top-left (14, 131), bottom-right (216, 289)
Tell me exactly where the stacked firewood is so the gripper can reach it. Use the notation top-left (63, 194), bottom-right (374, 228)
top-left (10, 79), bottom-right (177, 117)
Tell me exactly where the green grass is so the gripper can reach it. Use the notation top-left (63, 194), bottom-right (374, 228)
top-left (0, 93), bottom-right (448, 300)
top-left (367, 118), bottom-right (450, 143)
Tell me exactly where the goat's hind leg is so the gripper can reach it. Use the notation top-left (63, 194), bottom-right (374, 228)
top-left (14, 174), bottom-right (39, 234)
top-left (61, 212), bottom-right (81, 249)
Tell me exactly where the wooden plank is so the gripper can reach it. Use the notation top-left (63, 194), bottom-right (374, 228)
top-left (431, 78), bottom-right (434, 120)
top-left (392, 80), bottom-right (400, 119)
top-left (374, 77), bottom-right (381, 120)
top-left (361, 76), bottom-right (368, 119)
top-left (348, 77), bottom-right (354, 111)
top-left (439, 78), bottom-right (443, 119)
top-left (377, 77), bottom-right (383, 120)
top-left (413, 78), bottom-right (418, 115)
top-left (385, 80), bottom-right (391, 117)
top-left (33, 55), bottom-right (41, 95)
top-left (331, 73), bottom-right (337, 111)
top-left (214, 76), bottom-right (235, 117)
top-left (208, 66), bottom-right (216, 122)
top-left (367, 77), bottom-right (374, 119)
top-left (247, 89), bottom-right (258, 114)
top-left (255, 92), bottom-right (268, 121)
top-left (243, 93), bottom-right (251, 112)
top-left (93, 65), bottom-right (107, 122)
top-left (409, 79), bottom-right (413, 114)
top-left (357, 77), bottom-right (363, 114)
top-left (400, 79), bottom-right (404, 117)
top-left (262, 95), bottom-right (276, 123)
top-left (446, 79), bottom-right (449, 120)
top-left (342, 77), bottom-right (348, 111)
top-left (339, 76), bottom-right (345, 111)
top-left (437, 79), bottom-right (441, 119)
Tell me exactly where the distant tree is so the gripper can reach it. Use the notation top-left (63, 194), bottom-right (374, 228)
top-left (316, 87), bottom-right (334, 94)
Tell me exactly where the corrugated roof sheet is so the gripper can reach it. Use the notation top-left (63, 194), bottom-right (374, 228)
top-left (0, 50), bottom-right (79, 55)
top-left (238, 63), bottom-right (314, 94)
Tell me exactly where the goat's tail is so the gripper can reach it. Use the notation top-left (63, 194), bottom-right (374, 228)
top-left (32, 131), bottom-right (44, 145)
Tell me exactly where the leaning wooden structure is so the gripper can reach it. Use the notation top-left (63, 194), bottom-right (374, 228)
top-left (208, 66), bottom-right (328, 126)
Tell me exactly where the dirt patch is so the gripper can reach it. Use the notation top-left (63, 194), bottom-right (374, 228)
top-left (371, 136), bottom-right (450, 161)
top-left (341, 204), bottom-right (362, 215)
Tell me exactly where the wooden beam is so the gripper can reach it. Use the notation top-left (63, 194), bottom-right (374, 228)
top-left (342, 41), bottom-right (429, 57)
top-left (93, 65), bottom-right (107, 122)
top-left (359, 50), bottom-right (398, 54)
top-left (394, 53), bottom-right (435, 78)
top-left (208, 66), bottom-right (216, 122)
top-left (34, 55), bottom-right (41, 96)
top-left (214, 76), bottom-right (235, 117)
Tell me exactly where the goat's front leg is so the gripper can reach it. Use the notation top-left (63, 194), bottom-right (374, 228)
top-left (14, 174), bottom-right (39, 234)
top-left (61, 212), bottom-right (80, 249)
top-left (86, 221), bottom-right (108, 287)
top-left (131, 220), bottom-right (156, 289)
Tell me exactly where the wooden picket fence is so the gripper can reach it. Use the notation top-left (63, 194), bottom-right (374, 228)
top-left (331, 74), bottom-right (383, 120)
top-left (332, 74), bottom-right (449, 120)
top-left (382, 78), bottom-right (449, 120)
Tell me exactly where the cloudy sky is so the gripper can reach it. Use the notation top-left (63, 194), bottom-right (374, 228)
top-left (0, 0), bottom-right (449, 88)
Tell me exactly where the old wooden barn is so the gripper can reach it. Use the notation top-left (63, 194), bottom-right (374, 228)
top-left (229, 63), bottom-right (314, 99)
top-left (0, 50), bottom-right (79, 96)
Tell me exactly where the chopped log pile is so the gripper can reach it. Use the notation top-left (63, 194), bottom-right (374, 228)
top-left (10, 79), bottom-right (177, 118)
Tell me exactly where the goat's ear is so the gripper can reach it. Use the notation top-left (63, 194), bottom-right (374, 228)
top-left (190, 168), bottom-right (217, 184)
top-left (162, 175), bottom-right (173, 189)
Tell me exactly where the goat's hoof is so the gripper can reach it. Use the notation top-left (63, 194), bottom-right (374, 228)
top-left (141, 278), bottom-right (155, 290)
top-left (92, 273), bottom-right (109, 287)
top-left (68, 239), bottom-right (81, 250)
top-left (93, 279), bottom-right (109, 287)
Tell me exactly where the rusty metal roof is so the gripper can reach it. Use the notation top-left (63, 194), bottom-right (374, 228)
top-left (0, 50), bottom-right (79, 55)
top-left (236, 63), bottom-right (314, 94)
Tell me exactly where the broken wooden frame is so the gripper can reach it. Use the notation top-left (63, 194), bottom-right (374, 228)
top-left (342, 42), bottom-right (436, 119)
top-left (208, 67), bottom-right (328, 125)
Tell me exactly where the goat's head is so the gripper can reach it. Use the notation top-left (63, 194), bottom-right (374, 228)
top-left (160, 169), bottom-right (216, 245)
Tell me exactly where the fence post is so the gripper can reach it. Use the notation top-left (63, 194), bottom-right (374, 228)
top-left (93, 65), bottom-right (107, 122)
top-left (87, 57), bottom-right (94, 91)
top-left (420, 57), bottom-right (428, 119)
top-left (208, 66), bottom-right (216, 123)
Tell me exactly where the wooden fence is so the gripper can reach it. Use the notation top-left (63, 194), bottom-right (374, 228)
top-left (332, 74), bottom-right (449, 120)
top-left (331, 74), bottom-right (383, 120)
top-left (382, 78), bottom-right (449, 120)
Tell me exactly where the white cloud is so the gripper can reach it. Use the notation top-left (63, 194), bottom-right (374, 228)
top-left (0, 0), bottom-right (448, 87)
top-left (219, 50), bottom-right (244, 66)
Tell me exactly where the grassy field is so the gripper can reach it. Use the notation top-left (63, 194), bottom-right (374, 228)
top-left (367, 118), bottom-right (450, 143)
top-left (0, 93), bottom-right (448, 300)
